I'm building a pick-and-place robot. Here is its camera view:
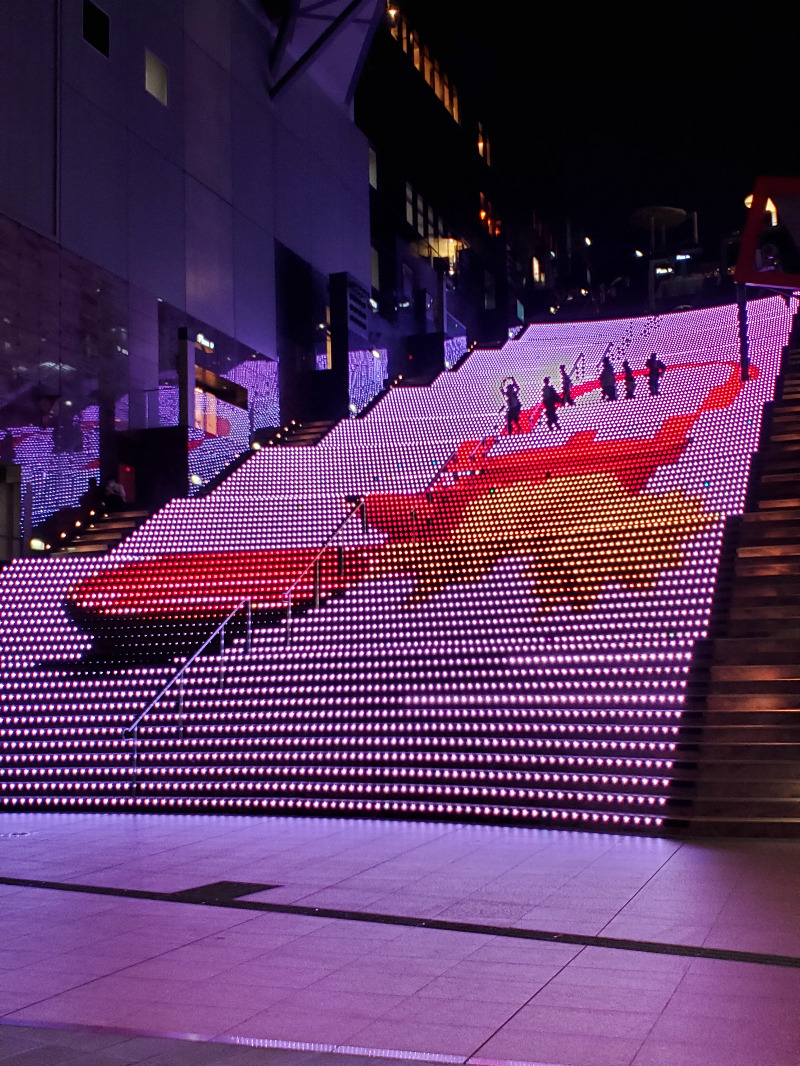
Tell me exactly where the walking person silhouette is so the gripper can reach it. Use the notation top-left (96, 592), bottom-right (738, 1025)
top-left (560, 364), bottom-right (575, 406)
top-left (501, 377), bottom-right (522, 435)
top-left (542, 377), bottom-right (560, 430)
top-left (600, 355), bottom-right (617, 401)
top-left (623, 358), bottom-right (636, 399)
top-left (645, 352), bottom-right (666, 396)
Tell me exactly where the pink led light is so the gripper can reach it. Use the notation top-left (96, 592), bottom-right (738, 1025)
top-left (0, 298), bottom-right (793, 828)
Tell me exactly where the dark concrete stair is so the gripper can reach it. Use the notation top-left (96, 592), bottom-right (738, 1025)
top-left (58, 509), bottom-right (150, 555)
top-left (682, 342), bottom-right (800, 837)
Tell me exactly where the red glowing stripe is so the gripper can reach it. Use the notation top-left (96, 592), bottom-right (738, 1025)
top-left (64, 359), bottom-right (752, 623)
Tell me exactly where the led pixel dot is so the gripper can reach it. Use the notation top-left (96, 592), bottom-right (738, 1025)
top-left (0, 297), bottom-right (795, 830)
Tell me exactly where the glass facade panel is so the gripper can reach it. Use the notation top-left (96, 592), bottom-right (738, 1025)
top-left (0, 214), bottom-right (279, 531)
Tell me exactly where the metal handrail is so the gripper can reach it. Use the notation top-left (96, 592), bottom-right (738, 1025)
top-left (123, 597), bottom-right (252, 781)
top-left (596, 315), bottom-right (657, 369)
top-left (572, 351), bottom-right (585, 384)
top-left (464, 413), bottom-right (504, 469)
top-left (283, 497), bottom-right (367, 644)
top-left (282, 344), bottom-right (607, 642)
top-left (421, 442), bottom-right (463, 495)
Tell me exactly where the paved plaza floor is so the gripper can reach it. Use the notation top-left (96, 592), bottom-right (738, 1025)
top-left (0, 813), bottom-right (799, 1066)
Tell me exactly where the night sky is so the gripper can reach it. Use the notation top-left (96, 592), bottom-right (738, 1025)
top-left (410, 3), bottom-right (800, 272)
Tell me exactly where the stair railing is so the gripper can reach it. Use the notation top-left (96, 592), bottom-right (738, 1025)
top-left (280, 342), bottom-right (613, 641)
top-left (122, 598), bottom-right (252, 783)
top-left (283, 497), bottom-right (368, 645)
top-left (601, 315), bottom-right (658, 370)
top-left (572, 351), bottom-right (585, 384)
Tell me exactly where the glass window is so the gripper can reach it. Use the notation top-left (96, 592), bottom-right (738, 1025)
top-left (387, 12), bottom-right (460, 127)
top-left (411, 32), bottom-right (420, 71)
top-left (83, 0), bottom-right (109, 56)
top-left (402, 263), bottom-right (414, 300)
top-left (484, 271), bottom-right (496, 310)
top-left (145, 50), bottom-right (168, 105)
top-left (478, 122), bottom-right (490, 163)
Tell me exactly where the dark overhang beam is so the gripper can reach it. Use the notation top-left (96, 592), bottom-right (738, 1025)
top-left (269, 0), bottom-right (364, 100)
top-left (344, 0), bottom-right (384, 107)
top-left (268, 0), bottom-right (302, 76)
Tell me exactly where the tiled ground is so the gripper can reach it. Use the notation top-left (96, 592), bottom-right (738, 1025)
top-left (0, 814), bottom-right (799, 1066)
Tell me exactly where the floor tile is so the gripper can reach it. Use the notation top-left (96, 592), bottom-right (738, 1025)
top-left (346, 1017), bottom-right (490, 1058)
top-left (476, 1027), bottom-right (646, 1066)
top-left (1, 815), bottom-right (799, 1066)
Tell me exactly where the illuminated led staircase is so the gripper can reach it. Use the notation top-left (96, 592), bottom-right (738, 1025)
top-left (0, 300), bottom-right (796, 833)
top-left (685, 344), bottom-right (800, 836)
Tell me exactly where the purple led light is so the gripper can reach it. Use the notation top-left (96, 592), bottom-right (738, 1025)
top-left (0, 298), bottom-right (794, 827)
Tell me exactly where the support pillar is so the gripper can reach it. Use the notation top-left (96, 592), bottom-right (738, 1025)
top-left (736, 283), bottom-right (750, 382)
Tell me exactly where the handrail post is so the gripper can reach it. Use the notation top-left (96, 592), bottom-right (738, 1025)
top-left (131, 726), bottom-right (139, 793)
top-left (177, 673), bottom-right (184, 737)
top-left (279, 498), bottom-right (369, 650)
top-left (246, 599), bottom-right (252, 653)
top-left (220, 620), bottom-right (226, 686)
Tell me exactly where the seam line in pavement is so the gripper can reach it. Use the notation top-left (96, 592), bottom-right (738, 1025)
top-left (1, 873), bottom-right (797, 969)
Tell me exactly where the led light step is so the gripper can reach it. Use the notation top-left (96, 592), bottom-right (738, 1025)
top-left (0, 298), bottom-right (796, 831)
